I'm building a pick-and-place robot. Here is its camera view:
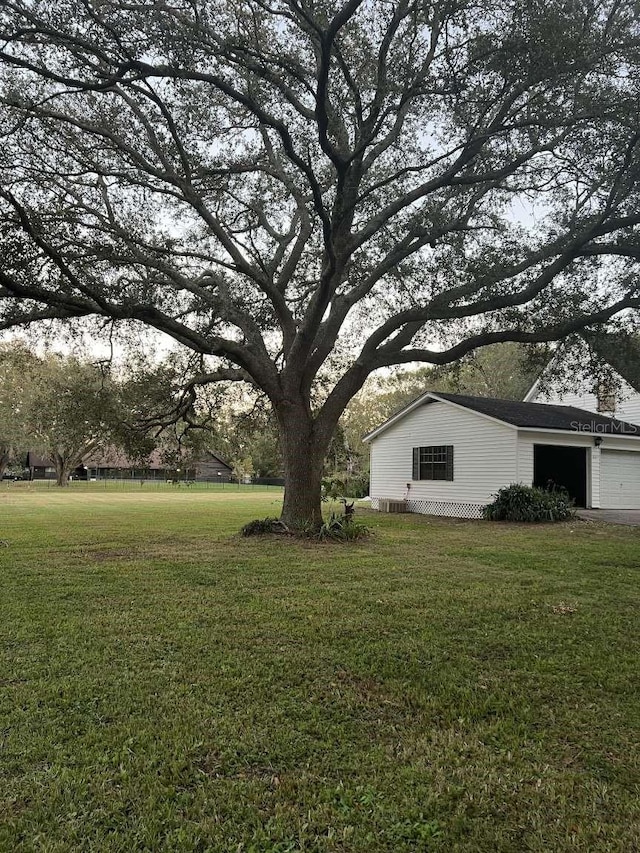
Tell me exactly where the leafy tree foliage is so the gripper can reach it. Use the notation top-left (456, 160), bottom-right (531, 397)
top-left (0, 342), bottom-right (40, 476)
top-left (206, 396), bottom-right (282, 478)
top-left (534, 329), bottom-right (640, 410)
top-left (116, 353), bottom-right (273, 476)
top-left (2, 343), bottom-right (235, 485)
top-left (1, 2), bottom-right (640, 525)
top-left (231, 455), bottom-right (255, 485)
top-left (114, 355), bottom-right (211, 471)
top-left (17, 351), bottom-right (122, 486)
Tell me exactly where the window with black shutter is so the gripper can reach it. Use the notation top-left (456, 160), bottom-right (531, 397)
top-left (412, 445), bottom-right (453, 480)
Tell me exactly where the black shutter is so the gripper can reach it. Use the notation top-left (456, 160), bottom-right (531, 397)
top-left (445, 445), bottom-right (454, 481)
top-left (412, 447), bottom-right (420, 480)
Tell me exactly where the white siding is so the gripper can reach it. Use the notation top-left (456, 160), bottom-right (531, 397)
top-left (369, 401), bottom-right (518, 516)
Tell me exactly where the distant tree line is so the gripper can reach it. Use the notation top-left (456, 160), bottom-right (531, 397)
top-left (0, 345), bottom-right (208, 485)
top-left (1, 341), bottom-right (543, 488)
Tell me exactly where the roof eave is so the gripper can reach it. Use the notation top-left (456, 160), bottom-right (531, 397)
top-left (363, 391), bottom-right (520, 442)
top-left (362, 390), bottom-right (436, 443)
top-left (427, 393), bottom-right (520, 430)
top-left (516, 425), bottom-right (640, 440)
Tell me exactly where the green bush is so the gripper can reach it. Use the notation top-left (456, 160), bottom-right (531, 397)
top-left (317, 512), bottom-right (370, 541)
top-left (322, 474), bottom-right (370, 500)
top-left (483, 483), bottom-right (574, 523)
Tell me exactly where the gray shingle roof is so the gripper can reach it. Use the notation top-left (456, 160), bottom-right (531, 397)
top-left (434, 392), bottom-right (640, 435)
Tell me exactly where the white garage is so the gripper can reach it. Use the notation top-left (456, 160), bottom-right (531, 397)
top-left (365, 391), bottom-right (640, 517)
top-left (600, 450), bottom-right (640, 509)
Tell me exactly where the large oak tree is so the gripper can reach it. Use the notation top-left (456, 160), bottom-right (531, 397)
top-left (1, 1), bottom-right (640, 526)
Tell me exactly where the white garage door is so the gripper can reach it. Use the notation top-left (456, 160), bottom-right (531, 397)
top-left (600, 450), bottom-right (640, 509)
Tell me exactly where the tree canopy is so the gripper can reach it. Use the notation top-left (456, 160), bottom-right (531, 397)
top-left (5, 349), bottom-right (124, 485)
top-left (1, 0), bottom-right (640, 524)
top-left (0, 344), bottom-right (228, 484)
top-left (0, 342), bottom-right (39, 476)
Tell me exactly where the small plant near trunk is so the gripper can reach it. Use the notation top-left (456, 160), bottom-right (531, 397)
top-left (483, 484), bottom-right (574, 523)
top-left (317, 511), bottom-right (370, 541)
top-left (241, 505), bottom-right (370, 541)
top-left (241, 517), bottom-right (289, 536)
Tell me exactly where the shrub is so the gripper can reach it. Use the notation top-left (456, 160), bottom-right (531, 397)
top-left (317, 512), bottom-right (370, 541)
top-left (241, 517), bottom-right (285, 536)
top-left (483, 484), bottom-right (574, 523)
top-left (241, 512), bottom-right (370, 541)
top-left (322, 474), bottom-right (370, 500)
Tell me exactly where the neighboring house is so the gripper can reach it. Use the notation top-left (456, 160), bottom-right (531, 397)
top-left (26, 448), bottom-right (170, 481)
top-left (25, 452), bottom-right (58, 480)
top-left (26, 448), bottom-right (233, 482)
top-left (83, 448), bottom-right (168, 480)
top-left (364, 392), bottom-right (640, 518)
top-left (193, 451), bottom-right (233, 482)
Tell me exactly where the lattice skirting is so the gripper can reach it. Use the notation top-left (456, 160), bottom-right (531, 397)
top-left (371, 497), bottom-right (484, 519)
top-left (407, 499), bottom-right (484, 519)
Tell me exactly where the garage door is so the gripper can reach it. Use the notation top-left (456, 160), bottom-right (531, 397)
top-left (600, 450), bottom-right (640, 509)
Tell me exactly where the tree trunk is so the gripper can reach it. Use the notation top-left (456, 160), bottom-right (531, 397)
top-left (0, 447), bottom-right (10, 479)
top-left (55, 461), bottom-right (71, 487)
top-left (277, 404), bottom-right (328, 530)
top-left (280, 450), bottom-right (325, 529)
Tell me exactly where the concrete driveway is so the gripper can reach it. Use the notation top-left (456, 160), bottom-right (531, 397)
top-left (577, 509), bottom-right (640, 526)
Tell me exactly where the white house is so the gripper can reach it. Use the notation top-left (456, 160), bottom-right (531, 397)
top-left (526, 336), bottom-right (640, 445)
top-left (364, 391), bottom-right (640, 518)
top-left (523, 334), bottom-right (640, 510)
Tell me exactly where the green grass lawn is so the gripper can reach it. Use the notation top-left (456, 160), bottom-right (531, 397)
top-left (1, 487), bottom-right (639, 852)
